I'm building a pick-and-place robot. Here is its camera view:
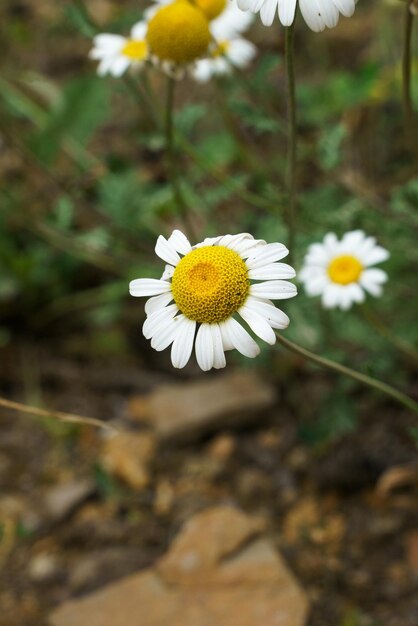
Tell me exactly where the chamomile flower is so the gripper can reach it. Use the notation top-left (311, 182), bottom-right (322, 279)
top-left (130, 231), bottom-right (297, 370)
top-left (146, 1), bottom-right (212, 74)
top-left (89, 21), bottom-right (148, 77)
top-left (299, 230), bottom-right (389, 311)
top-left (236, 0), bottom-right (356, 30)
top-left (193, 7), bottom-right (256, 82)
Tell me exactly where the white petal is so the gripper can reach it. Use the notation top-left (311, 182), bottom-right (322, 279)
top-left (239, 305), bottom-right (276, 345)
top-left (211, 324), bottom-right (226, 369)
top-left (142, 304), bottom-right (178, 339)
top-left (244, 296), bottom-right (290, 329)
top-left (332, 0), bottom-right (355, 17)
top-left (195, 324), bottom-right (214, 371)
top-left (144, 291), bottom-right (173, 315)
top-left (246, 243), bottom-right (289, 269)
top-left (250, 280), bottom-right (297, 300)
top-left (219, 323), bottom-right (235, 351)
top-left (363, 246), bottom-right (390, 266)
top-left (155, 235), bottom-right (181, 266)
top-left (167, 229), bottom-right (192, 255)
top-left (278, 0), bottom-right (297, 25)
top-left (322, 284), bottom-right (343, 309)
top-left (171, 317), bottom-right (196, 368)
top-left (151, 318), bottom-right (180, 351)
top-left (109, 56), bottom-right (131, 77)
top-left (161, 264), bottom-right (175, 281)
top-left (346, 282), bottom-right (365, 304)
top-left (317, 0), bottom-right (339, 28)
top-left (219, 317), bottom-right (260, 358)
top-left (130, 21), bottom-right (147, 39)
top-left (129, 278), bottom-right (171, 297)
top-left (248, 262), bottom-right (296, 280)
top-left (299, 0), bottom-right (327, 31)
top-left (260, 0), bottom-right (279, 26)
top-left (92, 34), bottom-right (126, 53)
top-left (360, 269), bottom-right (388, 297)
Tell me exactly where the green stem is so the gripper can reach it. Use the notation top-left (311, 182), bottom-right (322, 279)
top-left (275, 332), bottom-right (418, 415)
top-left (165, 76), bottom-right (196, 240)
top-left (285, 22), bottom-right (297, 258)
top-left (402, 1), bottom-right (414, 126)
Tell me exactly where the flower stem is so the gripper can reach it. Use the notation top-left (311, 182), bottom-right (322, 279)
top-left (165, 76), bottom-right (196, 240)
top-left (275, 332), bottom-right (418, 415)
top-left (285, 21), bottom-right (297, 259)
top-left (402, 1), bottom-right (414, 127)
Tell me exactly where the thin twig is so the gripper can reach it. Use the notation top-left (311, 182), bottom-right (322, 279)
top-left (275, 332), bottom-right (418, 415)
top-left (0, 396), bottom-right (117, 431)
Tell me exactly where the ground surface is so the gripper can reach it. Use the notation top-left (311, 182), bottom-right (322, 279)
top-left (1, 343), bottom-right (417, 626)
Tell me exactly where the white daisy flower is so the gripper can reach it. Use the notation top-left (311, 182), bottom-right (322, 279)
top-left (89, 21), bottom-right (148, 77)
top-left (299, 230), bottom-right (389, 311)
top-left (236, 0), bottom-right (356, 30)
top-left (130, 230), bottom-right (297, 371)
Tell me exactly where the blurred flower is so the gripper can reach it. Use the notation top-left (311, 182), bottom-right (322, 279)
top-left (299, 230), bottom-right (389, 310)
top-left (147, 0), bottom-right (250, 22)
top-left (193, 5), bottom-right (256, 82)
top-left (130, 231), bottom-right (297, 370)
top-left (236, 0), bottom-right (356, 30)
top-left (193, 36), bottom-right (256, 81)
top-left (89, 21), bottom-right (148, 77)
top-left (146, 1), bottom-right (211, 74)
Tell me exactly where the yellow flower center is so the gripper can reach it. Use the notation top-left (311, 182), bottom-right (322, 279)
top-left (171, 246), bottom-right (249, 323)
top-left (122, 39), bottom-right (148, 60)
top-left (146, 1), bottom-right (211, 64)
top-left (193, 0), bottom-right (227, 20)
top-left (211, 40), bottom-right (230, 58)
top-left (327, 255), bottom-right (363, 285)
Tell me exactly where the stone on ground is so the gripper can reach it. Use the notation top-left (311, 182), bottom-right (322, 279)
top-left (49, 505), bottom-right (309, 626)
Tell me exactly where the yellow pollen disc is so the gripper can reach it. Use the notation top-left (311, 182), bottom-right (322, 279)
top-left (171, 246), bottom-right (249, 323)
top-left (211, 40), bottom-right (230, 58)
top-left (327, 255), bottom-right (363, 285)
top-left (122, 39), bottom-right (148, 60)
top-left (193, 0), bottom-right (227, 20)
top-left (146, 2), bottom-right (211, 64)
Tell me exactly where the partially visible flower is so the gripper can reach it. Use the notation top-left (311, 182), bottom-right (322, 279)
top-left (89, 21), bottom-right (148, 77)
top-left (299, 230), bottom-right (389, 310)
top-left (193, 0), bottom-right (256, 81)
top-left (193, 36), bottom-right (256, 81)
top-left (236, 0), bottom-right (356, 30)
top-left (147, 0), bottom-right (246, 22)
top-left (130, 230), bottom-right (297, 370)
top-left (211, 0), bottom-right (255, 35)
top-left (146, 1), bottom-right (211, 74)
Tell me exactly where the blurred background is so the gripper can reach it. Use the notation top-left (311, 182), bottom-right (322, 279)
top-left (0, 0), bottom-right (418, 624)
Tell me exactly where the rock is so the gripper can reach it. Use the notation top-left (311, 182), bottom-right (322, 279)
top-left (157, 506), bottom-right (266, 584)
top-left (28, 552), bottom-right (60, 584)
top-left (101, 431), bottom-right (156, 491)
top-left (206, 434), bottom-right (236, 461)
top-left (44, 479), bottom-right (96, 523)
top-left (129, 370), bottom-right (276, 442)
top-left (153, 480), bottom-right (175, 516)
top-left (49, 506), bottom-right (309, 626)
